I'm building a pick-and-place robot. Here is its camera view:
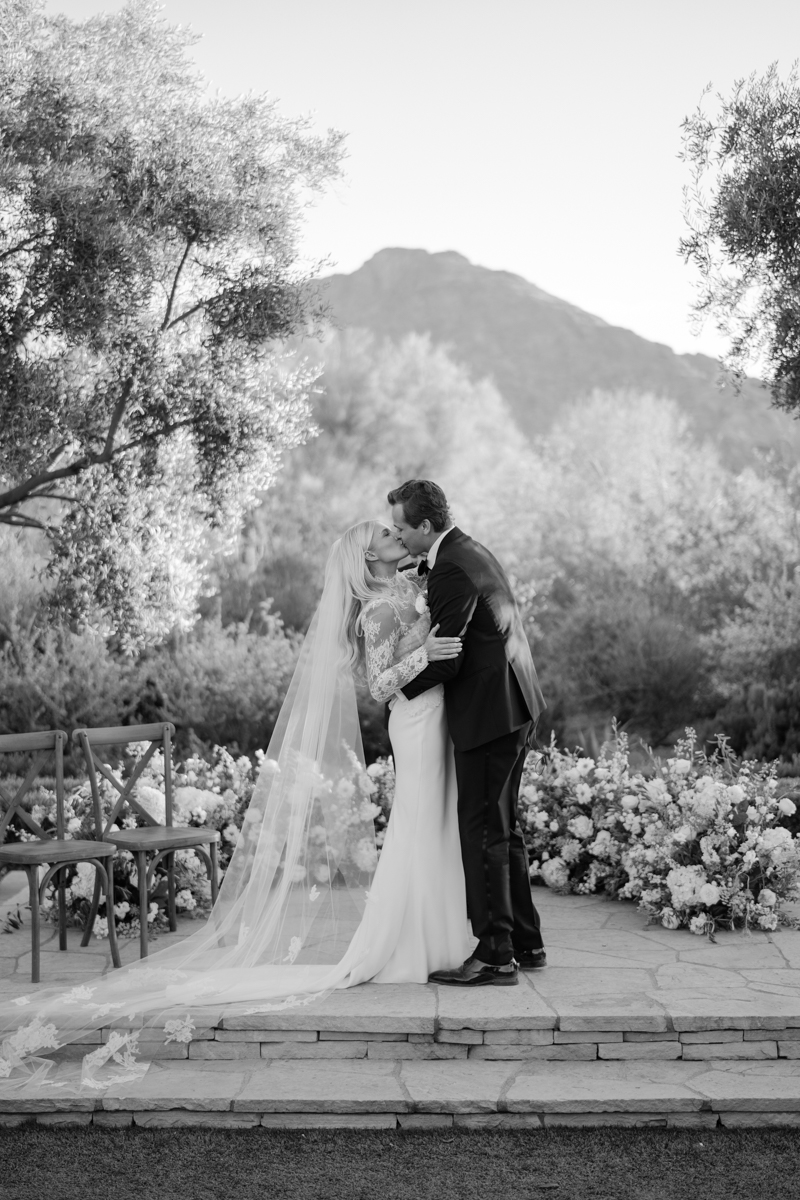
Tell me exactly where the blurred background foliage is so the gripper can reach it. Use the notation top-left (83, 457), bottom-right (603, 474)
top-left (3, 326), bottom-right (800, 765)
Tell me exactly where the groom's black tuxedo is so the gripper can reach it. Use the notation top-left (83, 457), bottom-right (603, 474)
top-left (401, 528), bottom-right (543, 750)
top-left (401, 527), bottom-right (545, 966)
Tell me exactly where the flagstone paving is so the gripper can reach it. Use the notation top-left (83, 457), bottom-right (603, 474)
top-left (2, 878), bottom-right (800, 1126)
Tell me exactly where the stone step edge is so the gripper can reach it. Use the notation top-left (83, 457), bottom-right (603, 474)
top-left (2, 1109), bottom-right (799, 1129)
top-left (51, 1032), bottom-right (800, 1065)
top-left (95, 1028), bottom-right (800, 1045)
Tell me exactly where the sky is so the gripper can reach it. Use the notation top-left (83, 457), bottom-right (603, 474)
top-left (47, 0), bottom-right (800, 359)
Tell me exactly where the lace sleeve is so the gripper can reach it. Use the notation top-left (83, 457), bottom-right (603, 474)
top-left (394, 613), bottom-right (430, 661)
top-left (362, 601), bottom-right (429, 704)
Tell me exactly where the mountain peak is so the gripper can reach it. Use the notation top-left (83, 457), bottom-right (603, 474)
top-left (322, 248), bottom-right (794, 469)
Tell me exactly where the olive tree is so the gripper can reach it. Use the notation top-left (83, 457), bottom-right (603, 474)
top-left (681, 64), bottom-right (800, 413)
top-left (0, 0), bottom-right (343, 644)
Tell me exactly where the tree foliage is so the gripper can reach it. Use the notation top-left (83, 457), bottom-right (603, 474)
top-left (521, 391), bottom-right (800, 748)
top-left (220, 328), bottom-right (536, 631)
top-left (681, 63), bottom-right (800, 412)
top-left (0, 0), bottom-right (343, 644)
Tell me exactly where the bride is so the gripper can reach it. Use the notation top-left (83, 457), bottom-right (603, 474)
top-left (0, 521), bottom-right (475, 1089)
top-left (333, 520), bottom-right (475, 984)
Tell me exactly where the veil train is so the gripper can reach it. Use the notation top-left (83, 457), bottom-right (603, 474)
top-left (0, 542), bottom-right (379, 1091)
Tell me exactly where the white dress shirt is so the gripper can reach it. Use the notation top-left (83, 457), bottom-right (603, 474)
top-left (425, 525), bottom-right (455, 570)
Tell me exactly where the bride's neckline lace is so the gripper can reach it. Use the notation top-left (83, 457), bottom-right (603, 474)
top-left (366, 569), bottom-right (416, 596)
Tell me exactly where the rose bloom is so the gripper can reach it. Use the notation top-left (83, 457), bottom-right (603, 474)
top-left (778, 796), bottom-right (797, 816)
top-left (567, 815), bottom-right (594, 840)
top-left (759, 888), bottom-right (777, 907)
top-left (540, 857), bottom-right (570, 891)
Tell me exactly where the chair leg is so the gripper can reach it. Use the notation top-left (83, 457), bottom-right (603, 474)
top-left (27, 866), bottom-right (40, 985)
top-left (81, 871), bottom-right (102, 948)
top-left (57, 867), bottom-right (68, 951)
top-left (210, 839), bottom-right (219, 905)
top-left (105, 858), bottom-right (121, 970)
top-left (167, 851), bottom-right (177, 932)
top-left (137, 850), bottom-right (149, 959)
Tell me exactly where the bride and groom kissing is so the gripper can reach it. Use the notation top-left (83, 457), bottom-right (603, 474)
top-left (339, 477), bottom-right (547, 988)
top-left (0, 478), bottom-right (549, 1087)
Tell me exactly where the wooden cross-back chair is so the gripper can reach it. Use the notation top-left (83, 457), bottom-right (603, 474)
top-left (0, 730), bottom-right (121, 983)
top-left (72, 722), bottom-right (219, 959)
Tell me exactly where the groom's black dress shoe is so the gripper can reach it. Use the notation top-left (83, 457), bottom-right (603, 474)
top-left (517, 950), bottom-right (547, 970)
top-left (428, 955), bottom-right (519, 987)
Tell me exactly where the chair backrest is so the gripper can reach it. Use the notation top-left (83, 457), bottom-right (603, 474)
top-left (0, 731), bottom-right (68, 843)
top-left (72, 723), bottom-right (176, 838)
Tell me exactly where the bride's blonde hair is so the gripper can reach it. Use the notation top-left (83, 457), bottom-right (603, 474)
top-left (327, 520), bottom-right (387, 675)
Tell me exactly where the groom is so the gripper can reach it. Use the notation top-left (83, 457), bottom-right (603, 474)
top-left (389, 479), bottom-right (546, 987)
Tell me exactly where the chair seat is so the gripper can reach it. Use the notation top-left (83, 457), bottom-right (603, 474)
top-left (105, 825), bottom-right (221, 852)
top-left (0, 838), bottom-right (116, 865)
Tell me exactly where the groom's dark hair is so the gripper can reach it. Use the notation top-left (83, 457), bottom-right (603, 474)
top-left (387, 480), bottom-right (451, 531)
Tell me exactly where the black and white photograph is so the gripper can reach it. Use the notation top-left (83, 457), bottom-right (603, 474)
top-left (1, 1), bottom-right (800, 1196)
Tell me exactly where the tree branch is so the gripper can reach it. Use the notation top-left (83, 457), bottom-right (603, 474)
top-left (99, 376), bottom-right (136, 461)
top-left (0, 511), bottom-right (47, 530)
top-left (161, 238), bottom-right (196, 331)
top-left (111, 417), bottom-right (195, 456)
top-left (45, 444), bottom-right (72, 471)
top-left (0, 405), bottom-right (195, 518)
top-left (24, 491), bottom-right (85, 506)
top-left (23, 677), bottom-right (69, 725)
top-left (0, 232), bottom-right (47, 263)
top-left (167, 298), bottom-right (209, 330)
top-left (0, 375), bottom-right (136, 513)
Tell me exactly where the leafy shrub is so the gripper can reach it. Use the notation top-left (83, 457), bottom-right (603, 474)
top-left (0, 615), bottom-right (301, 761)
top-left (535, 583), bottom-right (711, 744)
top-left (146, 615), bottom-right (300, 754)
top-left (707, 570), bottom-right (800, 760)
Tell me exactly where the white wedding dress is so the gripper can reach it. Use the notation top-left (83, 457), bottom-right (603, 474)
top-left (336, 575), bottom-right (475, 985)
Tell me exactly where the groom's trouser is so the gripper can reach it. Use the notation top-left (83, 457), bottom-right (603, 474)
top-left (454, 723), bottom-right (543, 966)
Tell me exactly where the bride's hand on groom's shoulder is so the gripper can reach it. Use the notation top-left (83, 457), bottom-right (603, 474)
top-left (426, 623), bottom-right (462, 661)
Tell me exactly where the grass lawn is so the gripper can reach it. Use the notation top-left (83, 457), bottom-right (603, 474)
top-left (1, 1126), bottom-right (798, 1200)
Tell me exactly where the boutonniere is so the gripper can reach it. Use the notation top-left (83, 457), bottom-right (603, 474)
top-left (415, 592), bottom-right (429, 615)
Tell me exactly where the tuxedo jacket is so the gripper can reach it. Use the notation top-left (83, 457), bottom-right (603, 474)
top-left (401, 528), bottom-right (544, 752)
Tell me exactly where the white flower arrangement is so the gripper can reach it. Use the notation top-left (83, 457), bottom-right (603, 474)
top-left (519, 727), bottom-right (800, 937)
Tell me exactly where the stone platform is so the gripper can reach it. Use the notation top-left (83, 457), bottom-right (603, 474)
top-left (2, 884), bottom-right (800, 1128)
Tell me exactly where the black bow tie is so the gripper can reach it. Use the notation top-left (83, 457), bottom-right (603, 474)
top-left (417, 558), bottom-right (430, 576)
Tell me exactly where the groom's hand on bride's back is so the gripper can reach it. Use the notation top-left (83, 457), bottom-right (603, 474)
top-left (425, 623), bottom-right (462, 661)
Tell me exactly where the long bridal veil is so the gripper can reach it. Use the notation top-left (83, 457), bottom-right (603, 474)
top-left (0, 541), bottom-right (380, 1091)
